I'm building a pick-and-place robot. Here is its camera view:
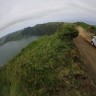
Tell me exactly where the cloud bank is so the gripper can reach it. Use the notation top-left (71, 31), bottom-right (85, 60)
top-left (0, 0), bottom-right (96, 37)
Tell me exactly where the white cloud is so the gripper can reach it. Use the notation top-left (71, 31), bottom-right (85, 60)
top-left (0, 0), bottom-right (96, 37)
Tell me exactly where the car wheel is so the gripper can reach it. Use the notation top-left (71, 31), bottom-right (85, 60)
top-left (91, 41), bottom-right (94, 46)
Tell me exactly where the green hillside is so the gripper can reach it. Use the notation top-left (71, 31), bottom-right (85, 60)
top-left (1, 22), bottom-right (96, 46)
top-left (0, 25), bottom-right (96, 96)
top-left (76, 22), bottom-right (90, 29)
top-left (0, 22), bottom-right (64, 45)
top-left (75, 22), bottom-right (96, 34)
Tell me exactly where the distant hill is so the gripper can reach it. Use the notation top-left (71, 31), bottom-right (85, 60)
top-left (1, 22), bottom-right (96, 46)
top-left (0, 24), bottom-right (95, 96)
top-left (0, 22), bottom-right (64, 46)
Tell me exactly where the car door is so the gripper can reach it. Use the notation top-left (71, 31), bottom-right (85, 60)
top-left (94, 38), bottom-right (96, 46)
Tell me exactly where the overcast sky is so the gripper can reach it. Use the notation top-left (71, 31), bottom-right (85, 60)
top-left (0, 0), bottom-right (96, 37)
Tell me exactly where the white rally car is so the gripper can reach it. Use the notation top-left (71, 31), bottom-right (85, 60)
top-left (91, 36), bottom-right (96, 46)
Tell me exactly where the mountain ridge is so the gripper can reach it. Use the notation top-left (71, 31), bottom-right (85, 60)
top-left (0, 22), bottom-right (64, 46)
top-left (0, 23), bottom-right (96, 96)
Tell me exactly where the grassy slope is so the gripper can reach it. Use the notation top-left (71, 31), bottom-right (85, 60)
top-left (0, 25), bottom-right (96, 96)
top-left (75, 22), bottom-right (96, 35)
top-left (78, 22), bottom-right (90, 29)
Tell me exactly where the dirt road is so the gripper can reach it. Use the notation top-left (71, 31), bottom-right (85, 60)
top-left (74, 27), bottom-right (96, 85)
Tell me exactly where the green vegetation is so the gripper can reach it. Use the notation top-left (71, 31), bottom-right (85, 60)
top-left (75, 22), bottom-right (96, 35)
top-left (0, 24), bottom-right (95, 96)
top-left (0, 22), bottom-right (64, 45)
top-left (76, 22), bottom-right (90, 29)
top-left (1, 22), bottom-right (96, 46)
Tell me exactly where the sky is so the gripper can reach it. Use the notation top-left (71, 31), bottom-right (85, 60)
top-left (0, 0), bottom-right (96, 37)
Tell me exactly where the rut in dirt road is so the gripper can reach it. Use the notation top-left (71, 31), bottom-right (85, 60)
top-left (74, 27), bottom-right (96, 86)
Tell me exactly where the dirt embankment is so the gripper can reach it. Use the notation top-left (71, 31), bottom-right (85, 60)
top-left (77, 26), bottom-right (93, 42)
top-left (74, 26), bottom-right (96, 87)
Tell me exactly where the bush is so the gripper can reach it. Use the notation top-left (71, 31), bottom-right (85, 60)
top-left (58, 25), bottom-right (79, 41)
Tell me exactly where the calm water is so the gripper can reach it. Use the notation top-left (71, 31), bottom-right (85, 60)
top-left (0, 36), bottom-right (39, 65)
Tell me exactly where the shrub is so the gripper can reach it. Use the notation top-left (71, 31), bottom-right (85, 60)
top-left (58, 25), bottom-right (79, 41)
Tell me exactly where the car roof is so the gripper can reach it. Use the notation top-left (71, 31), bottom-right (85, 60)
top-left (93, 36), bottom-right (96, 38)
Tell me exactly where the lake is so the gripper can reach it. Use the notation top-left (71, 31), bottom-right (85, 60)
top-left (0, 36), bottom-right (39, 65)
